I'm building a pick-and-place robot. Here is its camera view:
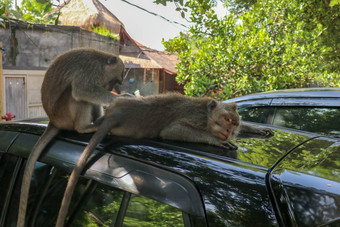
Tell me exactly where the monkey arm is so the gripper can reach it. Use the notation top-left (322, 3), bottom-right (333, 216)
top-left (237, 122), bottom-right (274, 139)
top-left (71, 81), bottom-right (117, 105)
top-left (160, 122), bottom-right (238, 150)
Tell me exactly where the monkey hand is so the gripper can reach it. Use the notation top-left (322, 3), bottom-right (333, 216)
top-left (257, 128), bottom-right (274, 137)
top-left (239, 123), bottom-right (275, 139)
top-left (214, 140), bottom-right (238, 150)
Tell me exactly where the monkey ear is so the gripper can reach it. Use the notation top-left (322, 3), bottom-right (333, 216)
top-left (207, 100), bottom-right (218, 111)
top-left (107, 57), bottom-right (117, 65)
top-left (231, 102), bottom-right (238, 111)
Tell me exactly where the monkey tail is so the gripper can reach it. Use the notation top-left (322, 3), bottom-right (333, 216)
top-left (55, 119), bottom-right (113, 227)
top-left (17, 123), bottom-right (59, 227)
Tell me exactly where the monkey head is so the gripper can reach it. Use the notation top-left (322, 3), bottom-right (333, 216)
top-left (104, 56), bottom-right (125, 91)
top-left (207, 100), bottom-right (240, 141)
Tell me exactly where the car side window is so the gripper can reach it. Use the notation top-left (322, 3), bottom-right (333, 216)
top-left (2, 159), bottom-right (186, 226)
top-left (60, 176), bottom-right (123, 226)
top-left (273, 107), bottom-right (340, 136)
top-left (238, 107), bottom-right (274, 124)
top-left (123, 195), bottom-right (184, 227)
top-left (0, 154), bottom-right (20, 219)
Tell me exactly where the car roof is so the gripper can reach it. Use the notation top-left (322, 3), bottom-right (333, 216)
top-left (0, 120), bottom-right (333, 169)
top-left (225, 88), bottom-right (340, 102)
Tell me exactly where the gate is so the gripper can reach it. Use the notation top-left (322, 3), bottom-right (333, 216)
top-left (5, 76), bottom-right (26, 120)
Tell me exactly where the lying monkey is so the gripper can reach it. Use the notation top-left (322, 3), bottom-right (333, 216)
top-left (17, 48), bottom-right (125, 227)
top-left (55, 93), bottom-right (274, 226)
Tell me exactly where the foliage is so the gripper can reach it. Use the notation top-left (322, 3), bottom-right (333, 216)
top-left (330, 0), bottom-right (340, 6)
top-left (124, 196), bottom-right (184, 227)
top-left (20, 0), bottom-right (58, 24)
top-left (0, 0), bottom-right (58, 25)
top-left (155, 0), bottom-right (190, 18)
top-left (90, 25), bottom-right (120, 41)
top-left (160, 0), bottom-right (340, 100)
top-left (0, 0), bottom-right (11, 27)
top-left (300, 0), bottom-right (340, 72)
top-left (72, 184), bottom-right (184, 227)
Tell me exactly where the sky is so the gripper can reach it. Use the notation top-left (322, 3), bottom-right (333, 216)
top-left (101, 0), bottom-right (191, 50)
top-left (101, 0), bottom-right (227, 51)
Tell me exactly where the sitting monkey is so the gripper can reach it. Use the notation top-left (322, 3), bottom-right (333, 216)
top-left (17, 48), bottom-right (126, 227)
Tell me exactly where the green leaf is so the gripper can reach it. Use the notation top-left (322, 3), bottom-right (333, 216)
top-left (0, 5), bottom-right (6, 16)
top-left (330, 0), bottom-right (340, 6)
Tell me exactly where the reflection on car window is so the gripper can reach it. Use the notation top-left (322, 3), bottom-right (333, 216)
top-left (70, 180), bottom-right (124, 226)
top-left (123, 195), bottom-right (184, 227)
top-left (238, 107), bottom-right (273, 124)
top-left (0, 154), bottom-right (20, 216)
top-left (273, 107), bottom-right (340, 136)
top-left (3, 160), bottom-right (186, 226)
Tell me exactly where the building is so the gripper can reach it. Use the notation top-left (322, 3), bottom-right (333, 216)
top-left (0, 0), bottom-right (183, 120)
top-left (53, 0), bottom-right (183, 96)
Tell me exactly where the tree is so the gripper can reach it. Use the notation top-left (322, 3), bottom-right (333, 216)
top-left (0, 0), bottom-right (58, 25)
top-left (0, 0), bottom-right (14, 27)
top-left (159, 0), bottom-right (340, 99)
top-left (20, 0), bottom-right (58, 24)
top-left (300, 0), bottom-right (340, 72)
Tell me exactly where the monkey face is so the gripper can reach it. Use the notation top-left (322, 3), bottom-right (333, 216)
top-left (104, 57), bottom-right (125, 91)
top-left (208, 102), bottom-right (240, 141)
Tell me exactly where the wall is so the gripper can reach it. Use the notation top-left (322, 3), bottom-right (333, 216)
top-left (0, 19), bottom-right (120, 69)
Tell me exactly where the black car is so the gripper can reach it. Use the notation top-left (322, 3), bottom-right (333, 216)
top-left (224, 88), bottom-right (340, 137)
top-left (0, 120), bottom-right (340, 226)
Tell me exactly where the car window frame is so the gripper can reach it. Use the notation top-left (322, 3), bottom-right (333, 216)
top-left (236, 97), bottom-right (340, 126)
top-left (270, 98), bottom-right (340, 134)
top-left (270, 97), bottom-right (340, 107)
top-left (0, 130), bottom-right (208, 227)
top-left (235, 98), bottom-right (275, 125)
top-left (0, 154), bottom-right (23, 227)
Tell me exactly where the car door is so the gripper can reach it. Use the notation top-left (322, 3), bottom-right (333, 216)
top-left (0, 131), bottom-right (207, 227)
top-left (268, 137), bottom-right (340, 226)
